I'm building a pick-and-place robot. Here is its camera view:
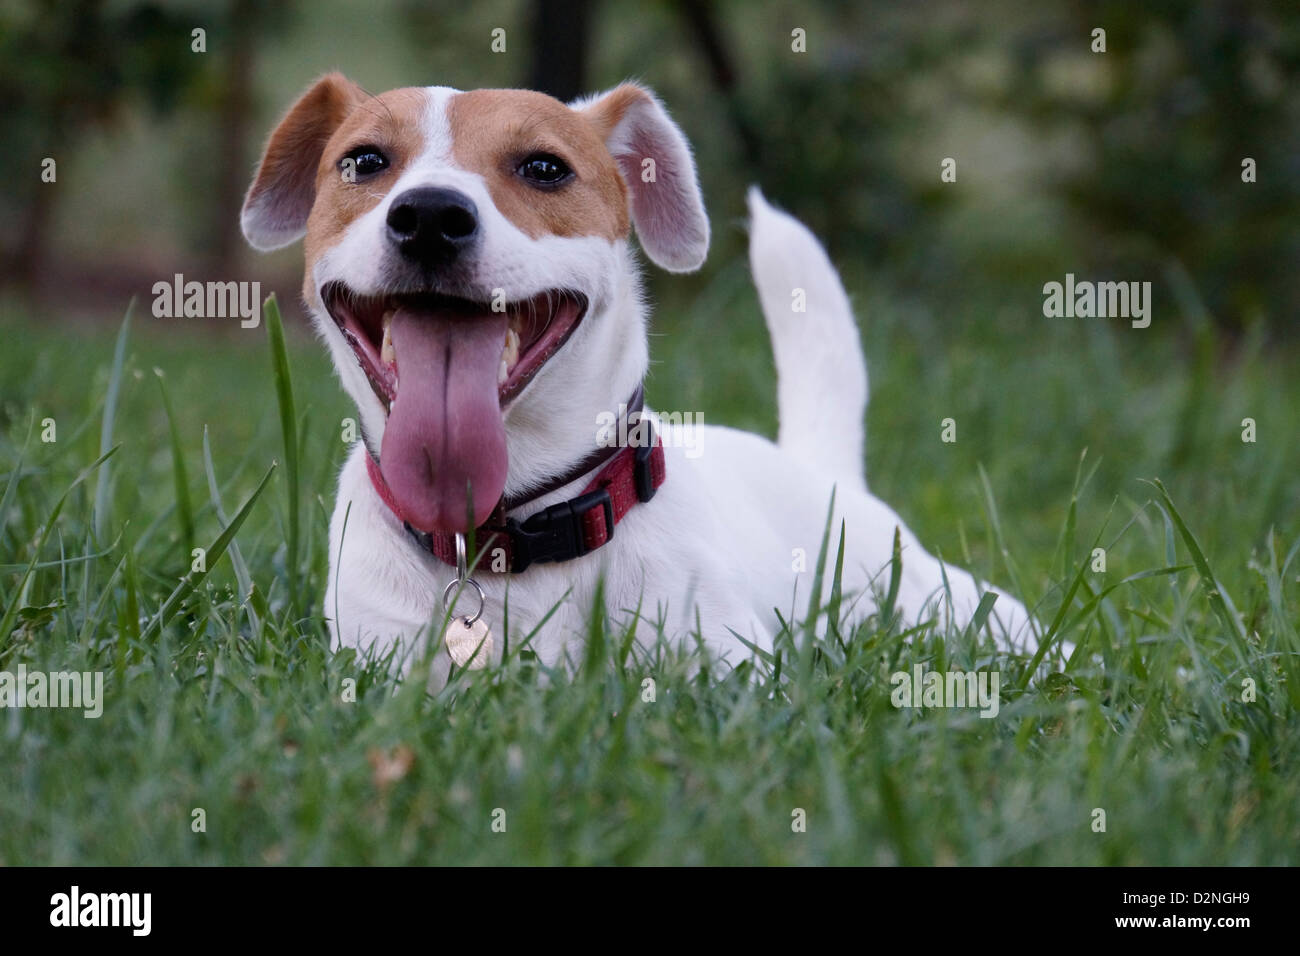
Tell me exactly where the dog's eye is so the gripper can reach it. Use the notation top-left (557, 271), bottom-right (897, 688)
top-left (517, 153), bottom-right (572, 187)
top-left (340, 147), bottom-right (389, 179)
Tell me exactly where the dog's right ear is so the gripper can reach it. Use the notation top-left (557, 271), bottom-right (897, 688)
top-left (241, 73), bottom-right (364, 251)
top-left (577, 84), bottom-right (710, 273)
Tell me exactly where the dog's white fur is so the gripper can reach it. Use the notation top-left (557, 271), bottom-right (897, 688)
top-left (243, 80), bottom-right (1039, 686)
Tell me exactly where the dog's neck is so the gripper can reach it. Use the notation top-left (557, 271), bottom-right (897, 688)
top-left (493, 254), bottom-right (647, 512)
top-left (498, 263), bottom-right (648, 508)
top-left (499, 381), bottom-right (645, 506)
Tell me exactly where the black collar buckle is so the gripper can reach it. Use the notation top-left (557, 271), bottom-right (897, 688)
top-left (633, 437), bottom-right (657, 503)
top-left (505, 488), bottom-right (614, 573)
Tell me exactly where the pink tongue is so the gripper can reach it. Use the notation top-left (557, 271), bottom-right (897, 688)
top-left (380, 306), bottom-right (508, 533)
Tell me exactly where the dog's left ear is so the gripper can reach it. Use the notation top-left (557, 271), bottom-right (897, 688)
top-left (241, 72), bottom-right (364, 251)
top-left (577, 84), bottom-right (709, 273)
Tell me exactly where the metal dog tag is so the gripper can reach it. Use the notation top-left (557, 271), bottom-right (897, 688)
top-left (444, 615), bottom-right (493, 669)
top-left (442, 533), bottom-right (492, 670)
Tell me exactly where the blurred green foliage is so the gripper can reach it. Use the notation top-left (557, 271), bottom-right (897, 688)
top-left (0, 0), bottom-right (1296, 337)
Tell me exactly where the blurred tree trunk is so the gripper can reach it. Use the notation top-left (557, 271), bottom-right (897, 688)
top-left (528, 0), bottom-right (591, 101)
top-left (12, 168), bottom-right (56, 290)
top-left (672, 0), bottom-right (762, 167)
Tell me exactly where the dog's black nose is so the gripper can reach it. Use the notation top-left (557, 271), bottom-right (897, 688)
top-left (386, 187), bottom-right (480, 267)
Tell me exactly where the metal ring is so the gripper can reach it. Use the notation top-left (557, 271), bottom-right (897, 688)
top-left (454, 533), bottom-right (468, 581)
top-left (442, 576), bottom-right (485, 626)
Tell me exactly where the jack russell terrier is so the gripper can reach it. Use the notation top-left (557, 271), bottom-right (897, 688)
top-left (241, 74), bottom-right (1038, 685)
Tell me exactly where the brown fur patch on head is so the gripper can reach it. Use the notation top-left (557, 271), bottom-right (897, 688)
top-left (447, 89), bottom-right (630, 242)
top-left (579, 83), bottom-right (651, 142)
top-left (302, 87), bottom-right (431, 299)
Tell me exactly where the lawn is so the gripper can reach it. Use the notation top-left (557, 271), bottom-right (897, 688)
top-left (0, 271), bottom-right (1297, 865)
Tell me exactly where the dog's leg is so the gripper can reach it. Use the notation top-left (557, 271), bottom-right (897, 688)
top-left (747, 187), bottom-right (868, 491)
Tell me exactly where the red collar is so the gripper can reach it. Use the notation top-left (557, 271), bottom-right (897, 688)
top-left (365, 422), bottom-right (665, 573)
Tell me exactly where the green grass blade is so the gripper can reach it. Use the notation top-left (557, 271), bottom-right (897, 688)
top-left (264, 294), bottom-right (300, 607)
top-left (141, 463), bottom-right (276, 642)
top-left (583, 576), bottom-right (608, 677)
top-left (1148, 479), bottom-right (1247, 647)
top-left (93, 300), bottom-right (133, 542)
top-left (154, 368), bottom-right (195, 554)
top-left (202, 426), bottom-right (260, 637)
top-left (805, 486), bottom-right (837, 632)
top-left (965, 590), bottom-right (999, 645)
top-left (0, 420), bottom-right (32, 537)
top-left (977, 463), bottom-right (1036, 643)
top-left (826, 519), bottom-right (847, 648)
top-left (119, 535), bottom-right (141, 667)
top-left (1019, 522), bottom-right (1109, 686)
top-left (0, 447), bottom-right (118, 649)
top-left (880, 525), bottom-right (902, 628)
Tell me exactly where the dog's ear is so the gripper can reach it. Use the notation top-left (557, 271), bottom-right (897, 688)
top-left (241, 73), bottom-right (364, 251)
top-left (577, 84), bottom-right (709, 273)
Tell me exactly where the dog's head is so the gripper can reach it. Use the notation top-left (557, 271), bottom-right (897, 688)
top-left (241, 74), bottom-right (708, 533)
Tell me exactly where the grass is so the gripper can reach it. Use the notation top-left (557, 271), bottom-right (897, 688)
top-left (0, 275), bottom-right (1297, 865)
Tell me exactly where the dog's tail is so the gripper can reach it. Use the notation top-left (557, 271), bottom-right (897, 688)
top-left (747, 187), bottom-right (867, 487)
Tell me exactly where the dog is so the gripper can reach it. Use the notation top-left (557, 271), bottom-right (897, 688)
top-left (241, 74), bottom-right (1038, 685)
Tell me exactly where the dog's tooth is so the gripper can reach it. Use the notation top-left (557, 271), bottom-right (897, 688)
top-left (502, 326), bottom-right (520, 371)
top-left (380, 316), bottom-right (395, 365)
top-left (498, 358), bottom-right (509, 385)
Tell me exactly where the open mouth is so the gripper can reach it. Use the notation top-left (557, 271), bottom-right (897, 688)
top-left (321, 282), bottom-right (588, 412)
top-left (320, 282), bottom-right (587, 534)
